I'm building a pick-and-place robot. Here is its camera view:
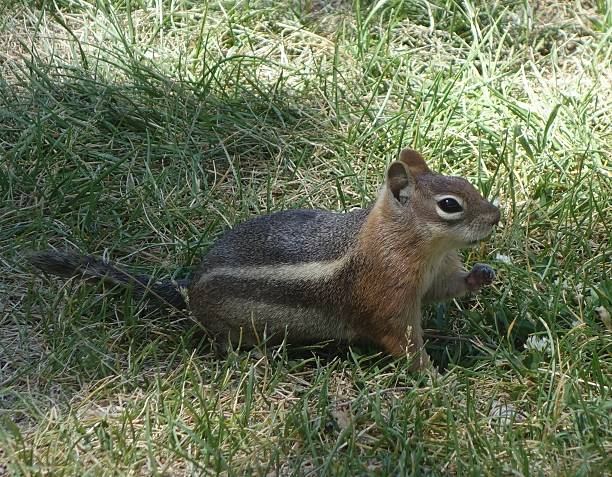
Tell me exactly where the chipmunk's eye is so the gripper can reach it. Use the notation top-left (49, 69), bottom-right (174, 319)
top-left (437, 197), bottom-right (463, 213)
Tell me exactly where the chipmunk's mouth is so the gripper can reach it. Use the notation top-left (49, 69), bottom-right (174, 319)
top-left (460, 222), bottom-right (496, 247)
top-left (466, 229), bottom-right (494, 246)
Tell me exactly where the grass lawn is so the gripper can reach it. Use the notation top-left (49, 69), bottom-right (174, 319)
top-left (1, 0), bottom-right (610, 475)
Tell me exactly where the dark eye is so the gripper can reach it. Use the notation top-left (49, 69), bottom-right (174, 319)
top-left (437, 197), bottom-right (463, 213)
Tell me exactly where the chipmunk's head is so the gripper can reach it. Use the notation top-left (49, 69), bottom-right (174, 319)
top-left (385, 149), bottom-right (501, 248)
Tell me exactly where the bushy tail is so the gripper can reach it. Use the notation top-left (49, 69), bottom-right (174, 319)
top-left (27, 251), bottom-right (188, 310)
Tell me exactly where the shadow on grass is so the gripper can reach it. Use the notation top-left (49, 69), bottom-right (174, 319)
top-left (1, 52), bottom-right (349, 260)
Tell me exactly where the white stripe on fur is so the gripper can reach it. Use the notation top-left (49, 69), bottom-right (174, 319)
top-left (197, 255), bottom-right (350, 285)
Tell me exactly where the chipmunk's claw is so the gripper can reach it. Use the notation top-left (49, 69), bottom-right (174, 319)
top-left (467, 263), bottom-right (495, 290)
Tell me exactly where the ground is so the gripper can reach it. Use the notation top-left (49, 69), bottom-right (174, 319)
top-left (0, 0), bottom-right (610, 475)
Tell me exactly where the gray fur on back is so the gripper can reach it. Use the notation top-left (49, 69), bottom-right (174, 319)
top-left (199, 207), bottom-right (371, 271)
top-left (188, 207), bottom-right (372, 347)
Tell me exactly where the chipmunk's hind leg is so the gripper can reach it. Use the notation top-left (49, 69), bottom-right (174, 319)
top-left (188, 291), bottom-right (261, 353)
top-left (379, 320), bottom-right (430, 371)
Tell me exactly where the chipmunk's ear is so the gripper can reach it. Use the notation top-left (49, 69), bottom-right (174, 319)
top-left (399, 149), bottom-right (430, 175)
top-left (387, 161), bottom-right (413, 202)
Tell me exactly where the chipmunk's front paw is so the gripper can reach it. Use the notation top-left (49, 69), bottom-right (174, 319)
top-left (466, 263), bottom-right (495, 290)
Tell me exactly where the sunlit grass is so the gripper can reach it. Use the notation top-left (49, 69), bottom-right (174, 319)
top-left (1, 0), bottom-right (610, 475)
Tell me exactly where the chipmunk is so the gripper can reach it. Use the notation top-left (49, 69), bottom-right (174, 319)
top-left (28, 149), bottom-right (500, 370)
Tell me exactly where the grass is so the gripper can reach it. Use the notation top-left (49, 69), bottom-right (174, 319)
top-left (0, 0), bottom-right (610, 475)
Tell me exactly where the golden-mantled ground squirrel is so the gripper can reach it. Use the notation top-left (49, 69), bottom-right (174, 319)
top-left (29, 149), bottom-right (500, 370)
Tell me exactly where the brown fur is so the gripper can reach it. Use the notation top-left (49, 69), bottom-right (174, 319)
top-left (342, 150), bottom-right (500, 368)
top-left (399, 148), bottom-right (431, 174)
top-left (350, 196), bottom-right (434, 363)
